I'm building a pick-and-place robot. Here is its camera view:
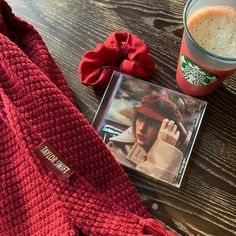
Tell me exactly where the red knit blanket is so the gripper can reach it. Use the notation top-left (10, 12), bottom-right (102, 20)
top-left (0, 1), bottom-right (175, 235)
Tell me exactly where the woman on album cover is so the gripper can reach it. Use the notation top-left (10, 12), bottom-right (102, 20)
top-left (106, 94), bottom-right (189, 184)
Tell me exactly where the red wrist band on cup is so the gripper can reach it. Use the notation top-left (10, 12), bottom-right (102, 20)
top-left (78, 31), bottom-right (155, 89)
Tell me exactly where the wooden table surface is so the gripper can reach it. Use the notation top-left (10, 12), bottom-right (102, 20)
top-left (7, 0), bottom-right (236, 235)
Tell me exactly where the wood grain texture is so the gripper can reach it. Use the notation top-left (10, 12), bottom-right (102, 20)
top-left (6, 0), bottom-right (236, 235)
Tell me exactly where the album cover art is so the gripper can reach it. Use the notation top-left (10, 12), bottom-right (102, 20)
top-left (93, 72), bottom-right (207, 187)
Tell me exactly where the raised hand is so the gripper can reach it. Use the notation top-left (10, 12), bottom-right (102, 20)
top-left (156, 119), bottom-right (180, 146)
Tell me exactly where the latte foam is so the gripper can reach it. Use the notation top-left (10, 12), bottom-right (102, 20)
top-left (188, 6), bottom-right (236, 58)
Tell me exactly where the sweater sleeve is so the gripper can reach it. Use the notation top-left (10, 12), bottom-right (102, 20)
top-left (136, 141), bottom-right (183, 184)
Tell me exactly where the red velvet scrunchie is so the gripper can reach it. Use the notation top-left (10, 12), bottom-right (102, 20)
top-left (78, 32), bottom-right (155, 89)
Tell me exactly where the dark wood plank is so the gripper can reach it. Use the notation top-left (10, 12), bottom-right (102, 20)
top-left (6, 0), bottom-right (236, 235)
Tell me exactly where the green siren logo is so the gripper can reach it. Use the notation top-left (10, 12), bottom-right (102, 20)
top-left (181, 55), bottom-right (218, 86)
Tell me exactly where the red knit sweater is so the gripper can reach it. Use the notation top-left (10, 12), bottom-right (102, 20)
top-left (0, 1), bottom-right (175, 235)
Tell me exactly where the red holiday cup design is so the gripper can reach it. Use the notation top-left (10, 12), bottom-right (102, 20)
top-left (176, 1), bottom-right (236, 97)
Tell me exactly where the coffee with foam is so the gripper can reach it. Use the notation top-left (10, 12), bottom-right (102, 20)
top-left (188, 6), bottom-right (236, 58)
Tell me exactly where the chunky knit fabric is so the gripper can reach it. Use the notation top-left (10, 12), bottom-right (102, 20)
top-left (0, 1), bottom-right (175, 235)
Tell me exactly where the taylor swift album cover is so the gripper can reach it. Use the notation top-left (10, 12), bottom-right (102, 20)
top-left (93, 71), bottom-right (207, 187)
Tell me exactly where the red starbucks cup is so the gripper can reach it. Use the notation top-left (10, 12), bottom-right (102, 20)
top-left (176, 0), bottom-right (236, 97)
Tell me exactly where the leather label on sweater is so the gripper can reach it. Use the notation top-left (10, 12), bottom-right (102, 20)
top-left (34, 141), bottom-right (74, 181)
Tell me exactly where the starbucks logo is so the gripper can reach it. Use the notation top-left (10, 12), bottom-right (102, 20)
top-left (181, 55), bottom-right (218, 86)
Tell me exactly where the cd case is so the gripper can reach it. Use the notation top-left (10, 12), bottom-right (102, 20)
top-left (93, 71), bottom-right (207, 187)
